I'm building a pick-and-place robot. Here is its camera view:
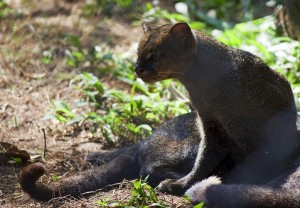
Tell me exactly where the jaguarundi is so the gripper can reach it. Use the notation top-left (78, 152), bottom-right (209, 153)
top-left (20, 22), bottom-right (300, 207)
top-left (136, 22), bottom-right (300, 206)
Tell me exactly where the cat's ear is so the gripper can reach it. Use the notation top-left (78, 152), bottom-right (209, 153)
top-left (142, 22), bottom-right (151, 33)
top-left (169, 23), bottom-right (196, 51)
top-left (169, 23), bottom-right (192, 37)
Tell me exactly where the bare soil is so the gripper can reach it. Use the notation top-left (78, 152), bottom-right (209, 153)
top-left (0, 1), bottom-right (188, 207)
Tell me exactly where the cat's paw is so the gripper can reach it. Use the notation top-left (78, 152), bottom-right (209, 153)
top-left (185, 176), bottom-right (221, 204)
top-left (157, 178), bottom-right (189, 195)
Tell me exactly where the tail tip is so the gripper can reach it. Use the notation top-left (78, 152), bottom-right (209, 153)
top-left (185, 176), bottom-right (221, 204)
top-left (19, 162), bottom-right (46, 185)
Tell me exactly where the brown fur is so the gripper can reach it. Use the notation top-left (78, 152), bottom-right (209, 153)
top-left (135, 22), bottom-right (300, 206)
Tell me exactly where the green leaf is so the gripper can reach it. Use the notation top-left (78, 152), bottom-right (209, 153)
top-left (189, 21), bottom-right (206, 30)
top-left (51, 175), bottom-right (58, 182)
top-left (183, 194), bottom-right (191, 202)
top-left (133, 180), bottom-right (141, 189)
top-left (65, 116), bottom-right (84, 125)
top-left (136, 124), bottom-right (152, 133)
top-left (145, 2), bottom-right (153, 11)
top-left (10, 157), bottom-right (22, 164)
top-left (193, 202), bottom-right (204, 208)
top-left (115, 0), bottom-right (133, 7)
top-left (65, 34), bottom-right (81, 48)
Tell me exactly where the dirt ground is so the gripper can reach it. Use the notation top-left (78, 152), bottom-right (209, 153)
top-left (0, 1), bottom-right (188, 207)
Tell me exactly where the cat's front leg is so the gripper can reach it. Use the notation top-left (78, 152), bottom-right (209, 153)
top-left (158, 123), bottom-right (228, 195)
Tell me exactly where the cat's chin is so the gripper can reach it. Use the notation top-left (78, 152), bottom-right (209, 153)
top-left (139, 77), bottom-right (159, 83)
top-left (136, 74), bottom-right (161, 83)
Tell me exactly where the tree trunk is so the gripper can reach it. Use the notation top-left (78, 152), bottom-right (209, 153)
top-left (276, 0), bottom-right (300, 40)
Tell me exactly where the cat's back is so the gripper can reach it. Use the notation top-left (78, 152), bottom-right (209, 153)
top-left (229, 48), bottom-right (295, 108)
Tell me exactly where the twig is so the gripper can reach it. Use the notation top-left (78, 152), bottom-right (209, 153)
top-left (42, 128), bottom-right (47, 158)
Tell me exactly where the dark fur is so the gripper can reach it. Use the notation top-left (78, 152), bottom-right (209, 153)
top-left (19, 112), bottom-right (205, 201)
top-left (135, 22), bottom-right (300, 206)
top-left (19, 146), bottom-right (140, 201)
top-left (186, 165), bottom-right (300, 207)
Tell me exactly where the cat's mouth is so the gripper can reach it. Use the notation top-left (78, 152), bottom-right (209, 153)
top-left (136, 73), bottom-right (159, 83)
top-left (135, 67), bottom-right (160, 83)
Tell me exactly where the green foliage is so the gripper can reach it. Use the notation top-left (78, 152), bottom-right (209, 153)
top-left (188, 0), bottom-right (253, 22)
top-left (142, 2), bottom-right (207, 31)
top-left (10, 157), bottom-right (22, 164)
top-left (65, 34), bottom-right (82, 49)
top-left (142, 0), bottom-right (254, 30)
top-left (73, 72), bottom-right (105, 103)
top-left (51, 174), bottom-right (58, 182)
top-left (44, 100), bottom-right (84, 126)
top-left (45, 0), bottom-right (300, 144)
top-left (0, 0), bottom-right (12, 19)
top-left (64, 34), bottom-right (87, 67)
top-left (174, 0), bottom-right (269, 26)
top-left (46, 60), bottom-right (188, 145)
top-left (143, 2), bottom-right (189, 23)
top-left (94, 178), bottom-right (166, 207)
top-left (40, 51), bottom-right (53, 64)
top-left (183, 194), bottom-right (205, 208)
top-left (211, 16), bottom-right (300, 108)
top-left (115, 0), bottom-right (134, 7)
top-left (71, 72), bottom-right (188, 145)
top-left (128, 177), bottom-right (167, 207)
top-left (44, 31), bottom-right (188, 145)
top-left (193, 202), bottom-right (205, 208)
top-left (84, 0), bottom-right (137, 16)
top-left (142, 0), bottom-right (300, 109)
top-left (95, 197), bottom-right (124, 207)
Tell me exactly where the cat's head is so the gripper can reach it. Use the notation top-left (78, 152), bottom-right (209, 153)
top-left (135, 22), bottom-right (196, 83)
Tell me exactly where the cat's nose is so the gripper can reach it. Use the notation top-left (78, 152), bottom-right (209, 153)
top-left (134, 63), bottom-right (144, 74)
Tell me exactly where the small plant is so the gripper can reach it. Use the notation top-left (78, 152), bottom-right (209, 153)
top-left (51, 174), bottom-right (58, 182)
top-left (40, 50), bottom-right (53, 64)
top-left (71, 72), bottom-right (188, 145)
top-left (43, 30), bottom-right (188, 145)
top-left (184, 195), bottom-right (205, 208)
top-left (94, 178), bottom-right (167, 207)
top-left (193, 202), bottom-right (205, 208)
top-left (95, 197), bottom-right (124, 207)
top-left (72, 72), bottom-right (105, 104)
top-left (128, 176), bottom-right (167, 207)
top-left (0, 0), bottom-right (13, 19)
top-left (10, 157), bottom-right (22, 164)
top-left (43, 100), bottom-right (84, 125)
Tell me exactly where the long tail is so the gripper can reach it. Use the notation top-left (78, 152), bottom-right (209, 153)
top-left (186, 176), bottom-right (300, 208)
top-left (19, 146), bottom-right (140, 201)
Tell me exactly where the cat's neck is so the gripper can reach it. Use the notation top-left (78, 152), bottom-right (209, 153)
top-left (177, 32), bottom-right (233, 103)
